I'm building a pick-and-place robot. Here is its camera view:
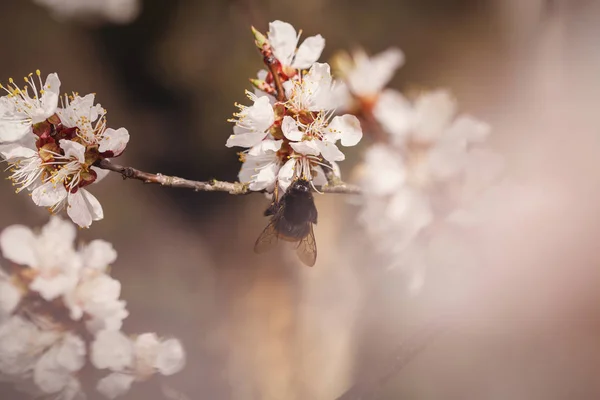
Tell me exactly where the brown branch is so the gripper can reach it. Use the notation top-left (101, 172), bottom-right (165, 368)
top-left (94, 159), bottom-right (362, 195)
top-left (265, 55), bottom-right (286, 102)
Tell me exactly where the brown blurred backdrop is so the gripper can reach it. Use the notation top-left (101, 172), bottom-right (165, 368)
top-left (2, 0), bottom-right (600, 399)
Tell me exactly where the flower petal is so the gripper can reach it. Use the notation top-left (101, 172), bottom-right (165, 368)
top-left (247, 139), bottom-right (282, 156)
top-left (290, 140), bottom-right (320, 156)
top-left (326, 114), bottom-right (363, 146)
top-left (91, 330), bottom-right (134, 371)
top-left (96, 373), bottom-right (135, 400)
top-left (226, 131), bottom-right (267, 148)
top-left (281, 116), bottom-right (303, 141)
top-left (34, 346), bottom-right (71, 394)
top-left (99, 128), bottom-right (130, 156)
top-left (0, 225), bottom-right (37, 266)
top-left (315, 140), bottom-right (345, 162)
top-left (82, 240), bottom-right (117, 271)
top-left (92, 166), bottom-right (110, 183)
top-left (59, 140), bottom-right (86, 163)
top-left (0, 116), bottom-right (31, 142)
top-left (0, 142), bottom-right (37, 159)
top-left (67, 189), bottom-right (103, 228)
top-left (292, 34), bottom-right (325, 70)
top-left (413, 90), bottom-right (457, 142)
top-left (156, 338), bottom-right (186, 376)
top-left (32, 182), bottom-right (67, 207)
top-left (40, 73), bottom-right (61, 121)
top-left (372, 89), bottom-right (413, 141)
top-left (278, 158), bottom-right (297, 192)
top-left (268, 20), bottom-right (298, 66)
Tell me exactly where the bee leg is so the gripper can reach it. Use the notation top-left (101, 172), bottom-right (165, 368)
top-left (264, 181), bottom-right (280, 216)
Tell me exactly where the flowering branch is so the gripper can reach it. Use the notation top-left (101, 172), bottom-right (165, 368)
top-left (94, 159), bottom-right (362, 195)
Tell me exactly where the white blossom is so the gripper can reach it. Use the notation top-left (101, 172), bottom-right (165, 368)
top-left (0, 271), bottom-right (21, 321)
top-left (33, 333), bottom-right (85, 395)
top-left (0, 71), bottom-right (60, 142)
top-left (33, 0), bottom-right (141, 24)
top-left (91, 330), bottom-right (134, 371)
top-left (94, 331), bottom-right (186, 398)
top-left (0, 315), bottom-right (60, 377)
top-left (64, 273), bottom-right (128, 334)
top-left (97, 372), bottom-right (135, 399)
top-left (345, 48), bottom-right (405, 98)
top-left (0, 216), bottom-right (81, 301)
top-left (359, 89), bottom-right (497, 277)
top-left (268, 20), bottom-right (325, 70)
top-left (238, 139), bottom-right (284, 192)
top-left (227, 92), bottom-right (275, 148)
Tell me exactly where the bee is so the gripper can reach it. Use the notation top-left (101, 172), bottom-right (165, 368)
top-left (254, 178), bottom-right (318, 266)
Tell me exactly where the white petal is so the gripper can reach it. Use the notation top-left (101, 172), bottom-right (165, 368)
top-left (96, 373), bottom-right (135, 400)
top-left (56, 334), bottom-right (86, 372)
top-left (268, 20), bottom-right (298, 66)
top-left (247, 160), bottom-right (280, 192)
top-left (133, 333), bottom-right (160, 375)
top-left (67, 189), bottom-right (103, 228)
top-left (348, 47), bottom-right (404, 96)
top-left (372, 89), bottom-right (413, 141)
top-left (247, 139), bottom-right (282, 156)
top-left (32, 182), bottom-right (67, 207)
top-left (290, 140), bottom-right (320, 156)
top-left (226, 131), bottom-right (267, 148)
top-left (444, 115), bottom-right (491, 144)
top-left (40, 73), bottom-right (61, 121)
top-left (31, 272), bottom-right (79, 301)
top-left (59, 140), bottom-right (86, 163)
top-left (361, 144), bottom-right (406, 196)
top-left (311, 165), bottom-right (328, 187)
top-left (281, 116), bottom-right (303, 141)
top-left (92, 166), bottom-right (110, 183)
top-left (99, 128), bottom-right (130, 156)
top-left (326, 115), bottom-right (363, 146)
top-left (34, 346), bottom-right (71, 394)
top-left (42, 215), bottom-right (77, 245)
top-left (0, 225), bottom-right (37, 266)
top-left (246, 96), bottom-right (275, 132)
top-left (315, 140), bottom-right (345, 162)
top-left (82, 240), bottom-right (117, 271)
top-left (413, 90), bottom-right (457, 142)
top-left (82, 190), bottom-right (103, 221)
top-left (0, 142), bottom-right (37, 160)
top-left (156, 339), bottom-right (186, 376)
top-left (278, 158), bottom-right (297, 192)
top-left (0, 118), bottom-right (30, 142)
top-left (91, 330), bottom-right (134, 371)
top-left (292, 34), bottom-right (325, 69)
top-left (0, 279), bottom-right (21, 317)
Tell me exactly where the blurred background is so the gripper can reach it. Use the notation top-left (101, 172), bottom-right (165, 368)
top-left (2, 0), bottom-right (600, 399)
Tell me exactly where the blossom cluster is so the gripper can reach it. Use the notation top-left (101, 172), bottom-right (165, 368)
top-left (227, 21), bottom-right (363, 195)
top-left (0, 71), bottom-right (130, 228)
top-left (334, 49), bottom-right (501, 288)
top-left (0, 217), bottom-right (185, 399)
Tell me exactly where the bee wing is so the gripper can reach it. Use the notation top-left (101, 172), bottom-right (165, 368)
top-left (296, 224), bottom-right (317, 267)
top-left (254, 220), bottom-right (279, 254)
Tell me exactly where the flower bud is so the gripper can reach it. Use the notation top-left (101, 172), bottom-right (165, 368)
top-left (251, 26), bottom-right (269, 50)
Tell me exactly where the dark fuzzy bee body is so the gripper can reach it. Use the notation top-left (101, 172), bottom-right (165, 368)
top-left (255, 179), bottom-right (318, 266)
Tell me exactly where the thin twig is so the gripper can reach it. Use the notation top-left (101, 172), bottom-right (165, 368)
top-left (265, 55), bottom-right (285, 101)
top-left (94, 159), bottom-right (362, 195)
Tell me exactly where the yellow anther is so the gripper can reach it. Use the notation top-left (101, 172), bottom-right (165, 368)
top-left (8, 78), bottom-right (14, 84)
top-left (36, 70), bottom-right (41, 76)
